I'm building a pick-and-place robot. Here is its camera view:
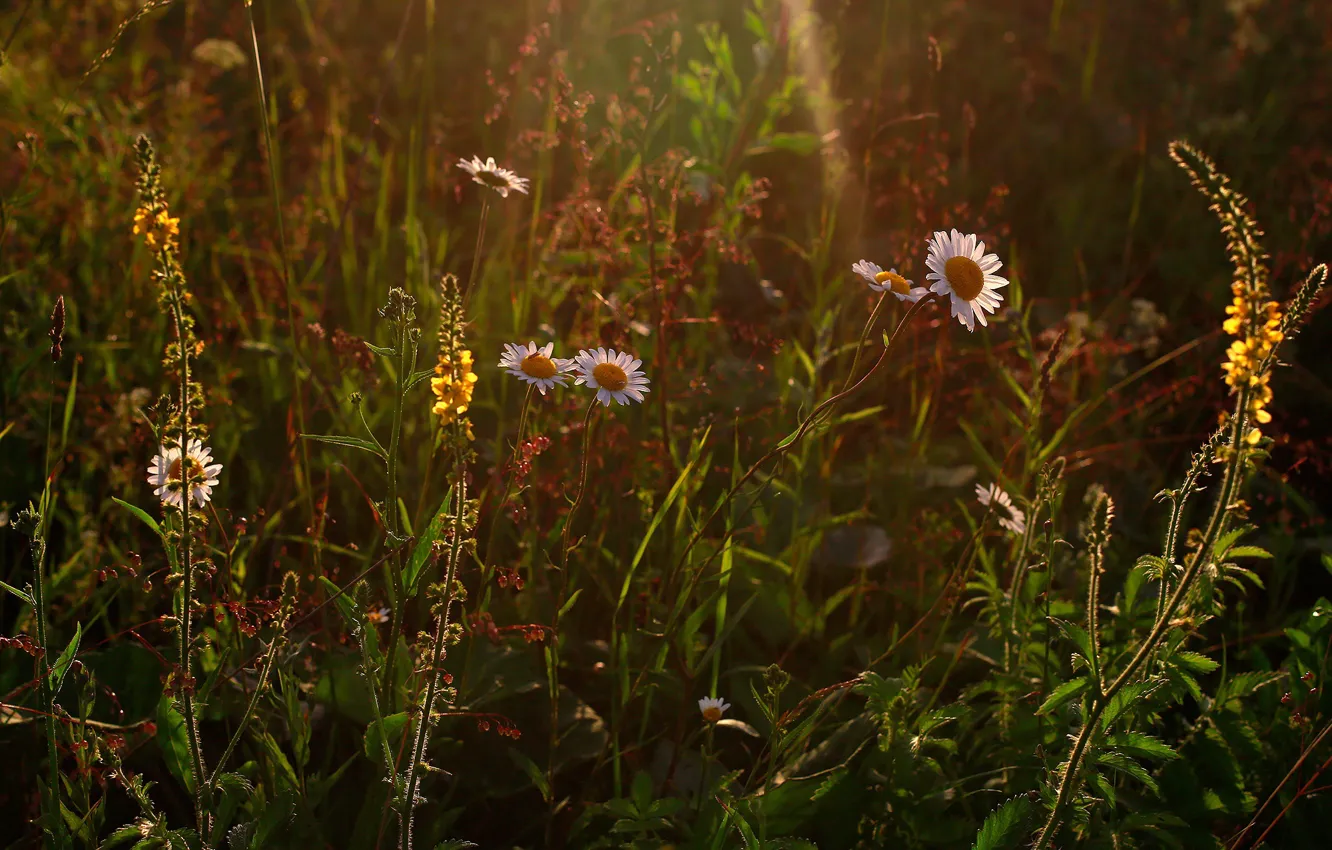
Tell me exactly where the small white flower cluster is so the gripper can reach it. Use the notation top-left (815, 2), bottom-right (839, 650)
top-left (498, 342), bottom-right (651, 408)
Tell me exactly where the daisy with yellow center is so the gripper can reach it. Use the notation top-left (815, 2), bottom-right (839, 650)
top-left (698, 696), bottom-right (731, 723)
top-left (456, 155), bottom-right (530, 198)
top-left (852, 260), bottom-right (930, 303)
top-left (975, 482), bottom-right (1026, 536)
top-left (924, 229), bottom-right (1010, 331)
top-left (498, 341), bottom-right (573, 394)
top-left (432, 349), bottom-right (479, 427)
top-left (147, 439), bottom-right (222, 509)
top-left (571, 348), bottom-right (651, 407)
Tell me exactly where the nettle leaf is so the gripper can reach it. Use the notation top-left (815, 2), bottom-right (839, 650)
top-left (1226, 545), bottom-right (1273, 560)
top-left (971, 796), bottom-right (1034, 850)
top-left (1097, 750), bottom-right (1159, 794)
top-left (364, 712), bottom-right (410, 764)
top-left (155, 698), bottom-right (196, 794)
top-left (1172, 650), bottom-right (1220, 675)
top-left (1050, 618), bottom-right (1095, 667)
top-left (1038, 676), bottom-right (1091, 716)
top-left (404, 488), bottom-right (453, 599)
top-left (1100, 678), bottom-right (1164, 732)
top-left (1106, 732), bottom-right (1179, 762)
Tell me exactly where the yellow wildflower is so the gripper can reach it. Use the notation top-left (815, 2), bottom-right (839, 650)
top-left (133, 206), bottom-right (180, 252)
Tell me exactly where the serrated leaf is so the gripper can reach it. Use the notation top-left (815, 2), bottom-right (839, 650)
top-left (364, 712), bottom-right (410, 764)
top-left (404, 487), bottom-right (453, 599)
top-left (1172, 650), bottom-right (1220, 675)
top-left (1106, 732), bottom-right (1178, 762)
top-left (301, 433), bottom-right (387, 461)
top-left (1100, 678), bottom-right (1163, 731)
top-left (1037, 676), bottom-right (1091, 716)
top-left (1225, 545), bottom-right (1272, 560)
top-left (1096, 750), bottom-right (1159, 793)
top-left (971, 796), bottom-right (1033, 850)
top-left (1050, 618), bottom-right (1095, 666)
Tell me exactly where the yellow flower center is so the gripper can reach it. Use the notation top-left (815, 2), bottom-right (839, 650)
top-left (944, 256), bottom-right (985, 302)
top-left (874, 270), bottom-right (911, 296)
top-left (701, 706), bottom-right (723, 723)
top-left (521, 353), bottom-right (558, 380)
top-left (168, 456), bottom-right (204, 482)
top-left (592, 362), bottom-right (629, 392)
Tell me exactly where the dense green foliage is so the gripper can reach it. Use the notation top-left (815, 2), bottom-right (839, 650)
top-left (2, 1), bottom-right (1331, 848)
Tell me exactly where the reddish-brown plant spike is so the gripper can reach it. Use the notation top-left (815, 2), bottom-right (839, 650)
top-left (49, 295), bottom-right (66, 363)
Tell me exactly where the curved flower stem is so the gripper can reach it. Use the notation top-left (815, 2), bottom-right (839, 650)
top-left (840, 291), bottom-right (891, 395)
top-left (1031, 392), bottom-right (1250, 850)
top-left (461, 195), bottom-right (491, 312)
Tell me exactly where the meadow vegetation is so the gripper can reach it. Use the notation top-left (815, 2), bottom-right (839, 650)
top-left (2, 1), bottom-right (1332, 848)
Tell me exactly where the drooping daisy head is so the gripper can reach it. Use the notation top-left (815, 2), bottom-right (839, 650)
top-left (147, 438), bottom-right (222, 509)
top-left (456, 155), bottom-right (530, 198)
top-left (852, 260), bottom-right (930, 303)
top-left (572, 348), bottom-right (650, 407)
top-left (498, 341), bottom-right (573, 395)
top-left (925, 229), bottom-right (1010, 331)
top-left (975, 482), bottom-right (1026, 536)
top-left (698, 696), bottom-right (731, 723)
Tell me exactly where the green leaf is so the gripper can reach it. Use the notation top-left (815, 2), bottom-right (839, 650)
top-left (559, 588), bottom-right (583, 620)
top-left (747, 131), bottom-right (824, 156)
top-left (1172, 650), bottom-right (1220, 675)
top-left (508, 749), bottom-right (551, 802)
top-left (1037, 676), bottom-right (1091, 716)
top-left (365, 342), bottom-right (397, 357)
top-left (1225, 545), bottom-right (1273, 560)
top-left (1106, 732), bottom-right (1178, 762)
top-left (1050, 618), bottom-right (1095, 668)
top-left (112, 496), bottom-right (164, 541)
top-left (49, 621), bottom-right (82, 697)
top-left (155, 698), bottom-right (196, 794)
top-left (405, 368), bottom-right (436, 392)
top-left (971, 796), bottom-right (1033, 850)
top-left (301, 433), bottom-right (387, 461)
top-left (1100, 678), bottom-right (1163, 732)
top-left (404, 487), bottom-right (453, 599)
top-left (0, 579), bottom-right (33, 606)
top-left (1096, 750), bottom-right (1159, 794)
top-left (364, 712), bottom-right (410, 765)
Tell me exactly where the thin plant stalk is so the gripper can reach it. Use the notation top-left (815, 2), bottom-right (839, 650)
top-left (546, 399), bottom-right (599, 821)
top-left (170, 292), bottom-right (209, 836)
top-left (461, 195), bottom-right (491, 311)
top-left (382, 316), bottom-right (417, 701)
top-left (403, 437), bottom-right (469, 850)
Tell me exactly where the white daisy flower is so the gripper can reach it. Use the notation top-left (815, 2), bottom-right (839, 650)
top-left (924, 229), bottom-right (1010, 331)
top-left (147, 439), bottom-right (222, 509)
top-left (572, 348), bottom-right (651, 407)
top-left (456, 155), bottom-right (530, 198)
top-left (975, 482), bottom-right (1026, 536)
top-left (851, 259), bottom-right (930, 303)
top-left (498, 341), bottom-right (572, 394)
top-left (698, 696), bottom-right (731, 723)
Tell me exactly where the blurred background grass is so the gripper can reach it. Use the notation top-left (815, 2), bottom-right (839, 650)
top-left (2, 0), bottom-right (1331, 845)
